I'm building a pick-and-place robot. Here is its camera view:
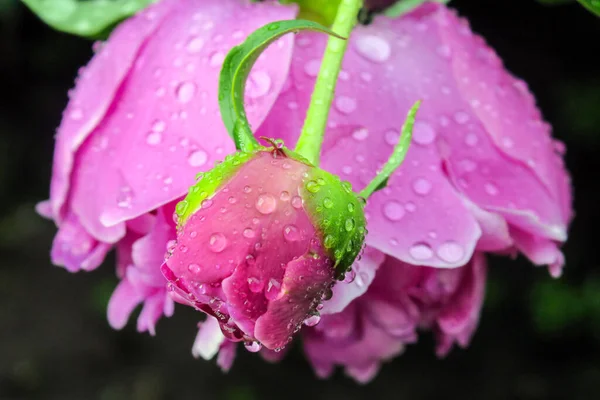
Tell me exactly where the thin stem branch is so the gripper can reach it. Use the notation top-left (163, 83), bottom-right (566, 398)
top-left (295, 0), bottom-right (363, 165)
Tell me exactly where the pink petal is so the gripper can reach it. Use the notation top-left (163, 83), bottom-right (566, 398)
top-left (258, 21), bottom-right (483, 269)
top-left (50, 212), bottom-right (111, 272)
top-left (510, 227), bottom-right (565, 278)
top-left (192, 317), bottom-right (226, 360)
top-left (107, 279), bottom-right (142, 330)
top-left (50, 0), bottom-right (176, 223)
top-left (64, 0), bottom-right (297, 244)
top-left (322, 247), bottom-right (385, 315)
top-left (254, 246), bottom-right (335, 349)
top-left (35, 200), bottom-right (53, 219)
top-left (436, 252), bottom-right (487, 356)
top-left (216, 341), bottom-right (237, 372)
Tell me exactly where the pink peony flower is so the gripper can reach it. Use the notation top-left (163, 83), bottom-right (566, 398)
top-left (38, 0), bottom-right (572, 381)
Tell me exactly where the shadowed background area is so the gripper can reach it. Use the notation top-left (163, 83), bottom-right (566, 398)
top-left (1, 0), bottom-right (599, 399)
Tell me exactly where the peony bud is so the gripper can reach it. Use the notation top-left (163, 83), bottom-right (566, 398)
top-left (162, 143), bottom-right (366, 350)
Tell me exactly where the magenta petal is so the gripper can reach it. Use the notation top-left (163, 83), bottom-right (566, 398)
top-left (36, 200), bottom-right (53, 219)
top-left (510, 228), bottom-right (565, 277)
top-left (51, 213), bottom-right (111, 272)
top-left (345, 362), bottom-right (380, 385)
top-left (107, 279), bottom-right (142, 330)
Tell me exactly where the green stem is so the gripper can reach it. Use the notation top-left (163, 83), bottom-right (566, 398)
top-left (295, 0), bottom-right (363, 166)
top-left (359, 101), bottom-right (421, 199)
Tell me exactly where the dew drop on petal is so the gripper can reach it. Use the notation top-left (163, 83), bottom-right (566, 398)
top-left (352, 128), bottom-right (369, 141)
top-left (412, 178), bottom-right (432, 196)
top-left (355, 35), bottom-right (391, 63)
top-left (265, 278), bottom-right (282, 301)
top-left (412, 122), bottom-right (436, 145)
top-left (208, 233), bottom-right (227, 253)
top-left (304, 315), bottom-right (321, 327)
top-left (335, 96), bottom-right (357, 115)
top-left (384, 129), bottom-right (399, 146)
top-left (256, 194), bottom-right (277, 214)
top-left (186, 36), bottom-right (205, 53)
top-left (188, 150), bottom-right (208, 167)
top-left (484, 182), bottom-right (499, 196)
top-left (291, 196), bottom-right (303, 209)
top-left (244, 341), bottom-right (262, 352)
top-left (409, 242), bottom-right (433, 261)
top-left (176, 81), bottom-right (197, 103)
top-left (247, 276), bottom-right (263, 293)
top-left (243, 228), bottom-right (255, 239)
top-left (246, 70), bottom-right (272, 99)
top-left (188, 263), bottom-right (202, 274)
top-left (436, 241), bottom-right (465, 263)
top-left (283, 224), bottom-right (301, 242)
top-left (383, 200), bottom-right (405, 221)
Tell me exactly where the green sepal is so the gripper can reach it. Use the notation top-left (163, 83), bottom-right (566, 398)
top-left (21, 0), bottom-right (154, 38)
top-left (175, 150), bottom-right (258, 225)
top-left (300, 167), bottom-right (367, 279)
top-left (219, 19), bottom-right (341, 153)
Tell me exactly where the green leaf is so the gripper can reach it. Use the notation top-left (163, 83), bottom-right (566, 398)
top-left (359, 100), bottom-right (421, 199)
top-left (218, 19), bottom-right (341, 153)
top-left (577, 0), bottom-right (600, 16)
top-left (384, 0), bottom-right (450, 18)
top-left (21, 0), bottom-right (154, 38)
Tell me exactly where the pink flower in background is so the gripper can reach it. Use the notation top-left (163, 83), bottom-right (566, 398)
top-left (37, 0), bottom-right (571, 382)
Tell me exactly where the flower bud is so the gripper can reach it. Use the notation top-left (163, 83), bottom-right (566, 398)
top-left (161, 143), bottom-right (366, 350)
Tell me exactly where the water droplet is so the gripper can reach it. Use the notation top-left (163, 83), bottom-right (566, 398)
top-left (265, 278), bottom-right (281, 300)
top-left (335, 96), bottom-right (357, 114)
top-left (484, 182), bottom-right (499, 196)
top-left (186, 36), bottom-right (205, 53)
top-left (344, 269), bottom-right (356, 283)
top-left (146, 131), bottom-right (162, 145)
top-left (188, 150), bottom-right (208, 167)
top-left (117, 187), bottom-right (133, 208)
top-left (436, 241), bottom-right (465, 263)
top-left (355, 35), bottom-right (391, 63)
top-left (304, 315), bottom-right (321, 327)
top-left (283, 224), bottom-right (301, 242)
top-left (247, 70), bottom-right (272, 99)
top-left (243, 186), bottom-right (252, 194)
top-left (243, 228), bottom-right (255, 239)
top-left (412, 178), bottom-right (432, 196)
top-left (405, 202), bottom-right (416, 212)
top-left (304, 59), bottom-right (321, 77)
top-left (306, 181), bottom-right (320, 193)
top-left (247, 276), bottom-right (263, 293)
top-left (348, 202), bottom-right (355, 212)
top-left (352, 128), bottom-right (369, 141)
top-left (176, 81), bottom-right (197, 103)
top-left (188, 263), bottom-right (202, 274)
top-left (464, 133), bottom-right (478, 147)
top-left (256, 194), bottom-right (277, 214)
top-left (208, 233), bottom-right (227, 253)
top-left (201, 199), bottom-right (213, 209)
top-left (324, 235), bottom-right (336, 249)
top-left (280, 191), bottom-right (290, 201)
top-left (291, 196), bottom-right (303, 209)
top-left (345, 218), bottom-right (355, 231)
top-left (413, 122), bottom-right (436, 145)
top-left (409, 243), bottom-right (433, 261)
top-left (454, 111), bottom-right (470, 124)
top-left (244, 341), bottom-right (262, 352)
top-left (383, 200), bottom-right (405, 221)
top-left (384, 129), bottom-right (399, 145)
top-left (209, 51), bottom-right (225, 67)
top-left (323, 197), bottom-right (333, 209)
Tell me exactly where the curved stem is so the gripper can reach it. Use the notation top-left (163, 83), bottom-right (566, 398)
top-left (295, 0), bottom-right (363, 166)
top-left (359, 101), bottom-right (421, 199)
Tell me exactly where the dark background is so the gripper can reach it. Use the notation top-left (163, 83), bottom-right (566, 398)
top-left (1, 0), bottom-right (599, 399)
